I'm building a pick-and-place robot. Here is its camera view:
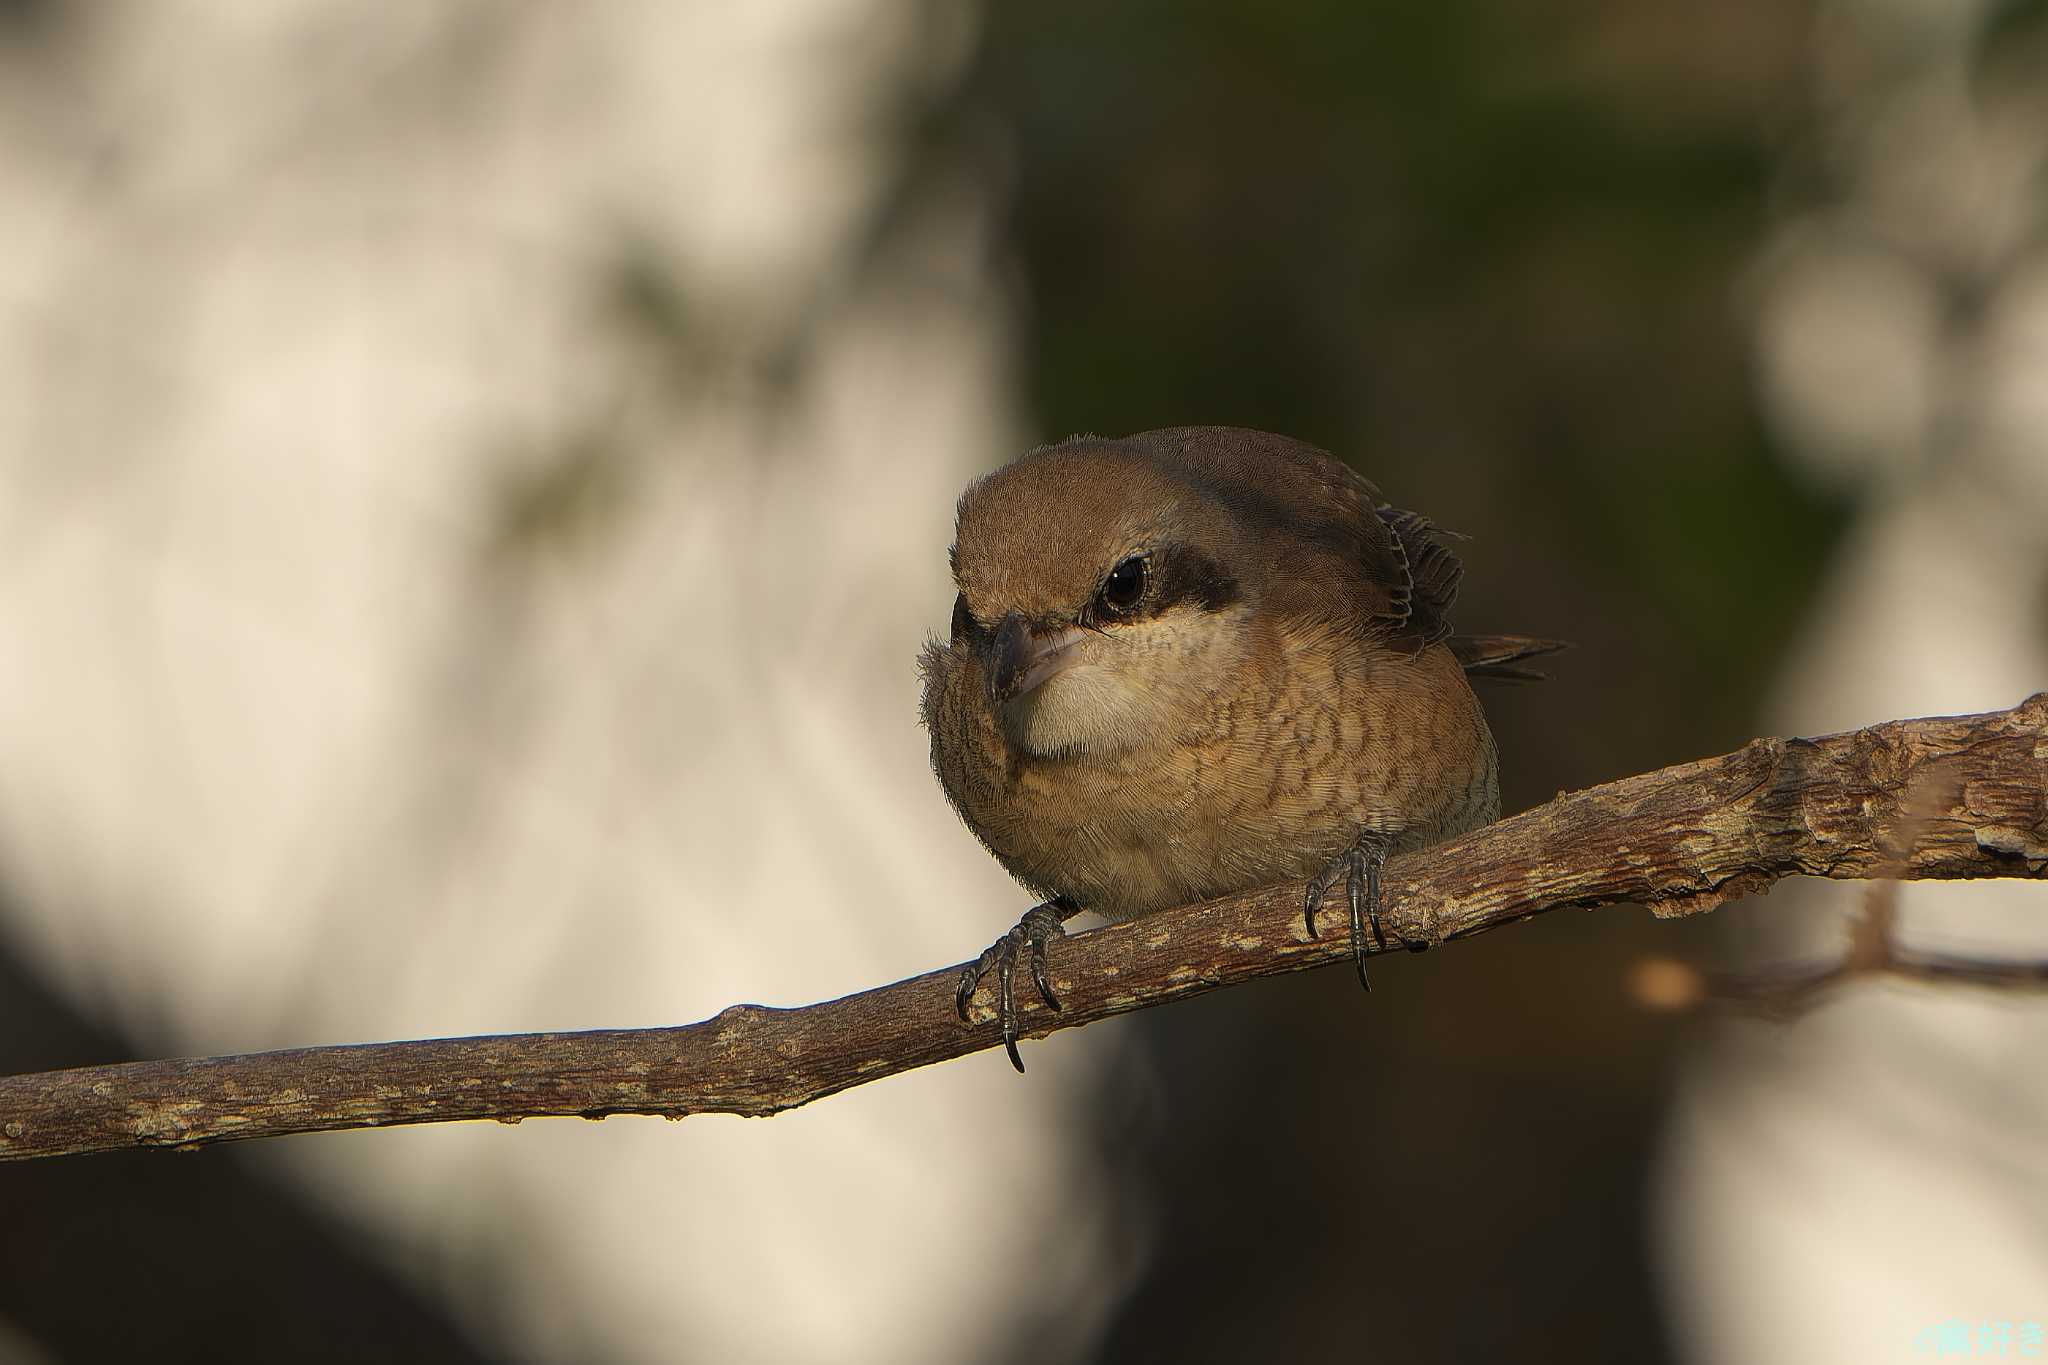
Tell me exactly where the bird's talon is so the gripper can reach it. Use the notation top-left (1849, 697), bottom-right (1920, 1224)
top-left (1032, 952), bottom-right (1061, 1012)
top-left (1366, 857), bottom-right (1388, 951)
top-left (995, 944), bottom-right (1022, 1069)
top-left (1303, 873), bottom-right (1333, 939)
top-left (1311, 834), bottom-right (1391, 992)
top-left (955, 897), bottom-right (1074, 1072)
top-left (1347, 860), bottom-right (1371, 992)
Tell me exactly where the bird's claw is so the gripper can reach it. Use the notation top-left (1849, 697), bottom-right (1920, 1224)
top-left (1302, 833), bottom-right (1391, 991)
top-left (956, 898), bottom-right (1071, 1072)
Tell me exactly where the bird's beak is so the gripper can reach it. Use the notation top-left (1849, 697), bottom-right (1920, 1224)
top-left (986, 613), bottom-right (1088, 706)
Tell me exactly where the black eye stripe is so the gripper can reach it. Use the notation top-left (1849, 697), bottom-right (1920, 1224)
top-left (1150, 544), bottom-right (1240, 613)
top-left (1085, 545), bottom-right (1239, 627)
top-left (956, 544), bottom-right (1238, 640)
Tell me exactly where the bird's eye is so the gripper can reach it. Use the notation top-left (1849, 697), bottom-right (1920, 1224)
top-left (1098, 556), bottom-right (1147, 614)
top-left (950, 593), bottom-right (977, 643)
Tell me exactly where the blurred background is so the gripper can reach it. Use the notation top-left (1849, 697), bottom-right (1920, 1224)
top-left (0, 1), bottom-right (2043, 1361)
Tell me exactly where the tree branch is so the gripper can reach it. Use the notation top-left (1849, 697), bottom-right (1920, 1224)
top-left (1632, 879), bottom-right (2048, 1016)
top-left (4, 695), bottom-right (2044, 1163)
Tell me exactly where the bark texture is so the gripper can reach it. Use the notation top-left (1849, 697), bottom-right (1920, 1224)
top-left (3, 695), bottom-right (2043, 1162)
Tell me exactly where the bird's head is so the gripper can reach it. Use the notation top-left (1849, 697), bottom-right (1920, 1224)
top-left (943, 439), bottom-right (1253, 760)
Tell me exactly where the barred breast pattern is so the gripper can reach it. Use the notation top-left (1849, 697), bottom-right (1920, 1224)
top-left (921, 622), bottom-right (1497, 922)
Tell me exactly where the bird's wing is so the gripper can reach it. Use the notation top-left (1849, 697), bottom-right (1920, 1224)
top-left (1124, 426), bottom-right (1465, 652)
top-left (1372, 505), bottom-right (1463, 654)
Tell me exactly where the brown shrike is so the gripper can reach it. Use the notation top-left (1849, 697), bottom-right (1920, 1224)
top-left (920, 426), bottom-right (1557, 1070)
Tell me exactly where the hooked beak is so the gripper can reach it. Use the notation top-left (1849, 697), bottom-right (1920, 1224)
top-left (985, 613), bottom-right (1088, 707)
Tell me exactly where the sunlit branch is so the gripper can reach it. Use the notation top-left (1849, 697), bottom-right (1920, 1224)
top-left (2, 695), bottom-right (2043, 1162)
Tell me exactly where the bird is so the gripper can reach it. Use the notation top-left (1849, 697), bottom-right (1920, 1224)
top-left (919, 426), bottom-right (1559, 1071)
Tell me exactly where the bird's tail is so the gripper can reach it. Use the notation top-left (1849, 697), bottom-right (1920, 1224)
top-left (1447, 633), bottom-right (1569, 683)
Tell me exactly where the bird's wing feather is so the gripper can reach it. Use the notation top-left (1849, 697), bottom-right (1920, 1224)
top-left (1373, 505), bottom-right (1463, 653)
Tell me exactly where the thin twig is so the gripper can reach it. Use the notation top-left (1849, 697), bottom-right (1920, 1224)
top-left (3, 694), bottom-right (2044, 1162)
top-left (1633, 947), bottom-right (2048, 1020)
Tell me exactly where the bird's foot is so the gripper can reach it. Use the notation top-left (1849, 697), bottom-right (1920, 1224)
top-left (1302, 832), bottom-right (1393, 991)
top-left (955, 897), bottom-right (1074, 1072)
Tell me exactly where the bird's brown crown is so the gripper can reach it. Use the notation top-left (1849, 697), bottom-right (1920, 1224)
top-left (951, 438), bottom-right (1242, 626)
